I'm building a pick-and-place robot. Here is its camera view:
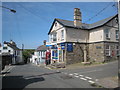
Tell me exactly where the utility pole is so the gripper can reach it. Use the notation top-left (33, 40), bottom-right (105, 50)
top-left (118, 0), bottom-right (120, 88)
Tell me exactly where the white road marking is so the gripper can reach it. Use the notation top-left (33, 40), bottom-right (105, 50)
top-left (80, 77), bottom-right (87, 81)
top-left (88, 80), bottom-right (95, 84)
top-left (74, 73), bottom-right (78, 75)
top-left (74, 75), bottom-right (79, 78)
top-left (79, 75), bottom-right (83, 77)
top-left (85, 76), bottom-right (92, 79)
top-left (69, 74), bottom-right (73, 76)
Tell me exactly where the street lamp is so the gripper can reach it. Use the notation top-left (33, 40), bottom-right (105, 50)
top-left (0, 6), bottom-right (16, 13)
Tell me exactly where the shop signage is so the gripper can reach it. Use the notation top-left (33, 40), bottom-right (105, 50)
top-left (60, 43), bottom-right (65, 46)
top-left (60, 43), bottom-right (65, 50)
top-left (67, 43), bottom-right (73, 52)
top-left (51, 45), bottom-right (57, 49)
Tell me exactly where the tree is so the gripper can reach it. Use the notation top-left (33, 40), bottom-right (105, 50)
top-left (22, 49), bottom-right (35, 64)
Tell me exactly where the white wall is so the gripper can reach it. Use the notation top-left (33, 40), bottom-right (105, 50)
top-left (89, 27), bottom-right (103, 43)
top-left (0, 44), bottom-right (14, 54)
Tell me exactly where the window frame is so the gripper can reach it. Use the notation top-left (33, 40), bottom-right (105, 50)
top-left (3, 47), bottom-right (7, 50)
top-left (116, 30), bottom-right (119, 40)
top-left (61, 30), bottom-right (64, 40)
top-left (105, 45), bottom-right (111, 56)
top-left (105, 29), bottom-right (110, 40)
top-left (116, 45), bottom-right (119, 56)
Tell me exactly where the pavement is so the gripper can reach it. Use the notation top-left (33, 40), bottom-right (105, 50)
top-left (1, 65), bottom-right (13, 74)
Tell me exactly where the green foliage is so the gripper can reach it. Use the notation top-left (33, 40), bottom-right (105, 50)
top-left (22, 49), bottom-right (35, 63)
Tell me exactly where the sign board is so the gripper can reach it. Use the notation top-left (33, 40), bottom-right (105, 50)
top-left (51, 45), bottom-right (57, 49)
top-left (60, 43), bottom-right (65, 50)
top-left (60, 43), bottom-right (65, 46)
top-left (67, 43), bottom-right (73, 52)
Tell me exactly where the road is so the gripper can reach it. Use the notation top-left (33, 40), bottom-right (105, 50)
top-left (60, 61), bottom-right (118, 80)
top-left (2, 61), bottom-right (118, 89)
top-left (2, 63), bottom-right (95, 89)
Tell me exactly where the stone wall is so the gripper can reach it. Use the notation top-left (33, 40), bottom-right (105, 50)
top-left (89, 42), bottom-right (104, 62)
top-left (65, 43), bottom-right (86, 65)
top-left (89, 42), bottom-right (119, 63)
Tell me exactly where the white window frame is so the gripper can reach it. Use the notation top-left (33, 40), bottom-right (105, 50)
top-left (105, 29), bottom-right (110, 39)
top-left (61, 30), bottom-right (64, 40)
top-left (116, 30), bottom-right (119, 40)
top-left (105, 45), bottom-right (111, 56)
top-left (53, 33), bottom-right (57, 42)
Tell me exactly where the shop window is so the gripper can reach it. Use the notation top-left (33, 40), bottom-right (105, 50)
top-left (105, 45), bottom-right (111, 56)
top-left (116, 45), bottom-right (119, 56)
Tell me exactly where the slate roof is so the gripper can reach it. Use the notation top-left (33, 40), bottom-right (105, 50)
top-left (48, 14), bottom-right (118, 34)
top-left (4, 41), bottom-right (20, 50)
top-left (36, 45), bottom-right (47, 51)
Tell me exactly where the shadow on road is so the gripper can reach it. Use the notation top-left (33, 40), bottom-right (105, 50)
top-left (2, 75), bottom-right (45, 89)
top-left (23, 71), bottom-right (61, 79)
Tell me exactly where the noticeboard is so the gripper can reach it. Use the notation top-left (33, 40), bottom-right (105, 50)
top-left (67, 43), bottom-right (73, 52)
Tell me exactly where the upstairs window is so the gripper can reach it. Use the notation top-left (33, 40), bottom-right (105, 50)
top-left (105, 29), bottom-right (110, 40)
top-left (55, 22), bottom-right (57, 27)
top-left (116, 30), bottom-right (119, 40)
top-left (105, 45), bottom-right (111, 56)
top-left (61, 30), bottom-right (64, 40)
top-left (3, 47), bottom-right (7, 50)
top-left (53, 33), bottom-right (57, 42)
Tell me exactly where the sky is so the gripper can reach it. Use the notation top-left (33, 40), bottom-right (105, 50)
top-left (1, 1), bottom-right (118, 49)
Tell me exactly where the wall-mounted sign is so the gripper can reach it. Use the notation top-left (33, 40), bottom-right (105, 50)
top-left (96, 46), bottom-right (102, 49)
top-left (51, 45), bottom-right (57, 49)
top-left (67, 43), bottom-right (73, 52)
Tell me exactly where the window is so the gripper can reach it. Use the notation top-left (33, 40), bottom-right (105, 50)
top-left (61, 30), bottom-right (64, 40)
top-left (53, 33), bottom-right (57, 42)
top-left (105, 45), bottom-right (111, 56)
top-left (116, 45), bottom-right (119, 56)
top-left (55, 22), bottom-right (57, 27)
top-left (105, 29), bottom-right (110, 39)
top-left (116, 30), bottom-right (119, 40)
top-left (8, 50), bottom-right (11, 53)
top-left (3, 47), bottom-right (7, 50)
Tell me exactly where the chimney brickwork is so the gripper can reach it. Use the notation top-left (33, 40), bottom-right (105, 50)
top-left (74, 8), bottom-right (82, 27)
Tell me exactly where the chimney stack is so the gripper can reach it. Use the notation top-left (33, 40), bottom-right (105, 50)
top-left (43, 40), bottom-right (46, 45)
top-left (74, 8), bottom-right (82, 27)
